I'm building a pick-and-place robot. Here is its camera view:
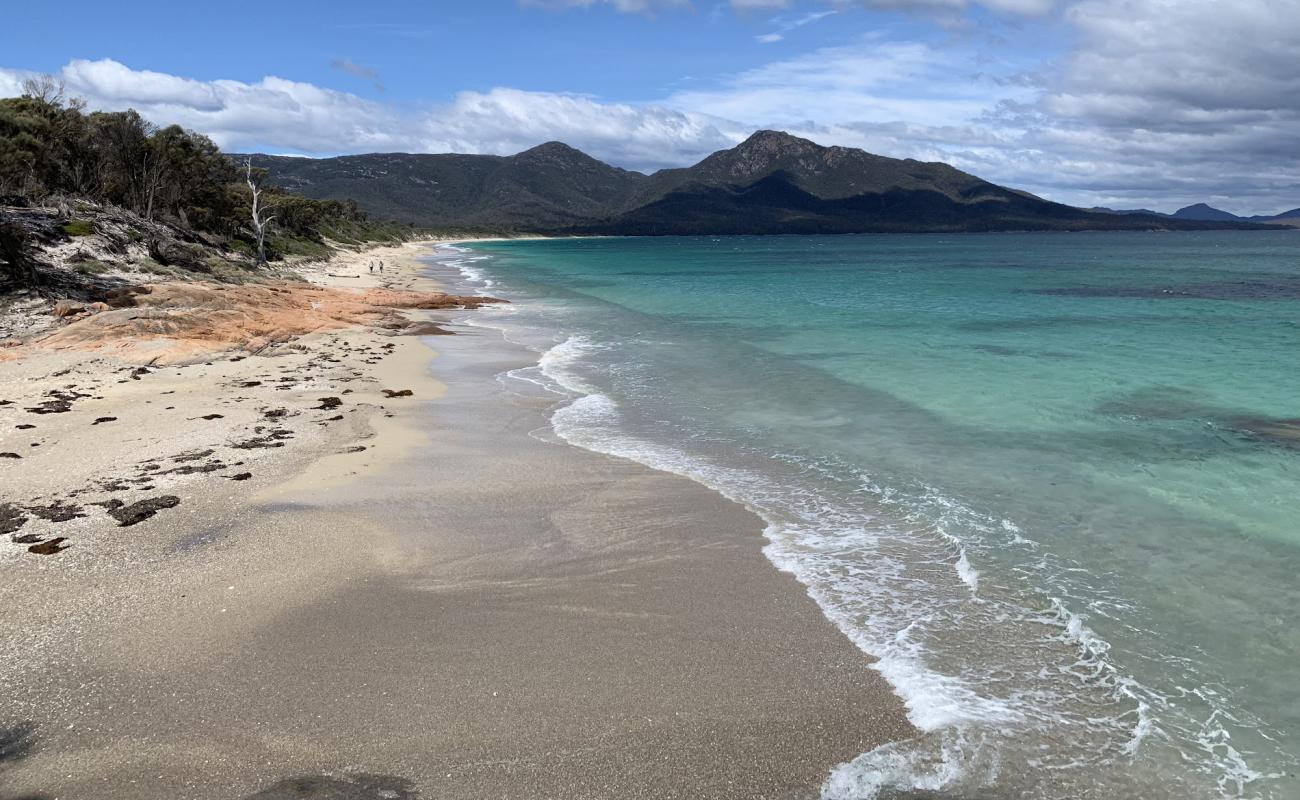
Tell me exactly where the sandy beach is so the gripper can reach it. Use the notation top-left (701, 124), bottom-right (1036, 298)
top-left (0, 243), bottom-right (913, 799)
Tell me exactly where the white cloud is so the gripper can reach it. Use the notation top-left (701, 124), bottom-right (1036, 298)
top-left (755, 9), bottom-right (837, 42)
top-left (1051, 0), bottom-right (1300, 127)
top-left (1, 59), bottom-right (411, 152)
top-left (668, 36), bottom-right (1029, 128)
top-left (62, 59), bottom-right (225, 112)
top-left (1023, 0), bottom-right (1300, 212)
top-left (0, 59), bottom-right (735, 171)
top-left (414, 88), bottom-right (738, 168)
top-left (0, 70), bottom-right (25, 99)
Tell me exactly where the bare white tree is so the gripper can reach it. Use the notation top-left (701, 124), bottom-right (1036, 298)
top-left (21, 74), bottom-right (65, 106)
top-left (245, 159), bottom-right (274, 265)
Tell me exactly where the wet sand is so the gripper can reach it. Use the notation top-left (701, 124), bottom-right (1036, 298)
top-left (1, 252), bottom-right (913, 799)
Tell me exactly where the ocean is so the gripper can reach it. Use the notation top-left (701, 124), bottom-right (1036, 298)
top-left (430, 232), bottom-right (1300, 799)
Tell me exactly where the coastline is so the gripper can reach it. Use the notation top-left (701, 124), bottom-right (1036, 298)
top-left (1, 241), bottom-right (915, 798)
top-left (440, 233), bottom-right (1300, 799)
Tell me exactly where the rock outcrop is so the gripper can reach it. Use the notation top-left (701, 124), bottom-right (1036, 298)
top-left (16, 281), bottom-right (504, 364)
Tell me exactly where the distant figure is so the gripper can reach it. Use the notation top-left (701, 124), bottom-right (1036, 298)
top-left (379, 260), bottom-right (385, 273)
top-left (368, 262), bottom-right (374, 273)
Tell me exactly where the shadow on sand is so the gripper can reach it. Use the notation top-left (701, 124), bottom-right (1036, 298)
top-left (244, 773), bottom-right (419, 800)
top-left (0, 720), bottom-right (52, 800)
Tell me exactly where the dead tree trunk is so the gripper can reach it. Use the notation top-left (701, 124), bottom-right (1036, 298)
top-left (245, 159), bottom-right (274, 266)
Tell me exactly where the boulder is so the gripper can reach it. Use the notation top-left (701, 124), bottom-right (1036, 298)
top-left (52, 299), bottom-right (87, 318)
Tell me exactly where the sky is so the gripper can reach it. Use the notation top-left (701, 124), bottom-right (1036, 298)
top-left (1, 0), bottom-right (1297, 215)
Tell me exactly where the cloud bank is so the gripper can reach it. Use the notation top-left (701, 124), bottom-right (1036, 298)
top-left (0, 59), bottom-right (736, 171)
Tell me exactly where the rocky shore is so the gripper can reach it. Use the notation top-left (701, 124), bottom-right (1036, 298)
top-left (0, 243), bottom-right (499, 564)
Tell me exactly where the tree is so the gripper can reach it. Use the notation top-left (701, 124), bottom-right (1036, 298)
top-left (245, 159), bottom-right (274, 265)
top-left (149, 126), bottom-right (238, 230)
top-left (2, 82), bottom-right (403, 275)
top-left (0, 100), bottom-right (49, 197)
top-left (0, 77), bottom-right (91, 201)
top-left (21, 75), bottom-right (67, 107)
top-left (87, 110), bottom-right (157, 215)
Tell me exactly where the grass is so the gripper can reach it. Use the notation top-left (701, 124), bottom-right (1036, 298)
top-left (61, 219), bottom-right (94, 237)
top-left (205, 257), bottom-right (262, 283)
top-left (131, 258), bottom-right (175, 276)
top-left (72, 260), bottom-right (111, 275)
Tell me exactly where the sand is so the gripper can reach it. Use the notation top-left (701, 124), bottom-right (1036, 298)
top-left (0, 243), bottom-right (913, 799)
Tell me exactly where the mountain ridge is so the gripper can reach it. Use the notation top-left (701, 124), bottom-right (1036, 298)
top-left (1176, 203), bottom-right (1300, 225)
top-left (1094, 202), bottom-right (1300, 225)
top-left (244, 131), bottom-right (1287, 235)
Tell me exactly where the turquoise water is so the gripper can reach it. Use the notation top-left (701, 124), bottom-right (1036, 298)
top-left (436, 232), bottom-right (1300, 799)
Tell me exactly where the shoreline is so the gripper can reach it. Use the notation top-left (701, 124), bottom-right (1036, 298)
top-left (440, 234), bottom-right (1300, 800)
top-left (1, 241), bottom-right (916, 798)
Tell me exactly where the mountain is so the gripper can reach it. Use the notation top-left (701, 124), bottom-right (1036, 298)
top-left (1090, 207), bottom-right (1164, 216)
top-left (1172, 203), bottom-right (1242, 222)
top-left (244, 143), bottom-right (644, 231)
top-left (1167, 203), bottom-right (1300, 227)
top-left (629, 129), bottom-right (997, 207)
top-left (1092, 203), bottom-right (1299, 227)
top-left (1248, 207), bottom-right (1300, 227)
top-left (246, 131), bottom-right (1283, 235)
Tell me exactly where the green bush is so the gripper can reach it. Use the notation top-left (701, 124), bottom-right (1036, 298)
top-left (73, 259), bottom-right (109, 274)
top-left (3, 89), bottom-right (422, 280)
top-left (271, 233), bottom-right (332, 260)
top-left (132, 258), bottom-right (173, 276)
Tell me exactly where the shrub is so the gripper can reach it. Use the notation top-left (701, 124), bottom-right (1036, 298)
top-left (73, 259), bottom-right (110, 275)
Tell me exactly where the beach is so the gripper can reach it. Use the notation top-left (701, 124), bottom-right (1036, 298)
top-left (5, 2), bottom-right (1295, 793)
top-left (0, 242), bottom-right (913, 799)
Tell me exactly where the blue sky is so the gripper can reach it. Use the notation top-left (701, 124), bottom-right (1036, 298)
top-left (3, 1), bottom-right (1015, 102)
top-left (2, 0), bottom-right (1297, 214)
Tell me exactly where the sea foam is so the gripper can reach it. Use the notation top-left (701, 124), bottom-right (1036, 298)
top-left (429, 244), bottom-right (1290, 800)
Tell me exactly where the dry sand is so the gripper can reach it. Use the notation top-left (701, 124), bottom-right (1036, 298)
top-left (0, 243), bottom-right (914, 799)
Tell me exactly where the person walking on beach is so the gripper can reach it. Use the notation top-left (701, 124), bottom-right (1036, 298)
top-left (368, 261), bottom-right (374, 274)
top-left (378, 260), bottom-right (384, 273)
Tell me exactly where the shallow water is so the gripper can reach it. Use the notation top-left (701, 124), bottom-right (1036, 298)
top-left (432, 232), bottom-right (1300, 799)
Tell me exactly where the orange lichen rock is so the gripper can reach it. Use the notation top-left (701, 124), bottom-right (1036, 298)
top-left (21, 281), bottom-right (504, 365)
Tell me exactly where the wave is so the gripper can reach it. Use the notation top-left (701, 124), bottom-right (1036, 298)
top-left (431, 244), bottom-right (1290, 800)
top-left (434, 243), bottom-right (497, 293)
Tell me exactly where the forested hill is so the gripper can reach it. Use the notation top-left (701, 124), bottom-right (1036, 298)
top-left (248, 131), bottom-right (1281, 235)
top-left (1, 79), bottom-right (412, 291)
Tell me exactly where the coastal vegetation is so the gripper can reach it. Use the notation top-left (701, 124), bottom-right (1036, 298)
top-left (0, 77), bottom-right (415, 291)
